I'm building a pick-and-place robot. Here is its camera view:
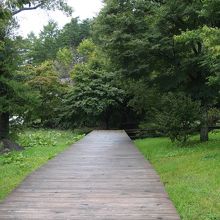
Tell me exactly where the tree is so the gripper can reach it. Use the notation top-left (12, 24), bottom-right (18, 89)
top-left (0, 36), bottom-right (39, 149)
top-left (59, 18), bottom-right (92, 48)
top-left (25, 17), bottom-right (92, 76)
top-left (0, 0), bottom-right (72, 150)
top-left (22, 61), bottom-right (66, 127)
top-left (151, 0), bottom-right (220, 141)
top-left (54, 47), bottom-right (74, 79)
top-left (93, 0), bottom-right (152, 77)
top-left (60, 39), bottom-right (125, 129)
top-left (62, 68), bottom-right (125, 129)
top-left (174, 25), bottom-right (220, 141)
top-left (26, 21), bottom-right (61, 64)
top-left (94, 0), bottom-right (220, 141)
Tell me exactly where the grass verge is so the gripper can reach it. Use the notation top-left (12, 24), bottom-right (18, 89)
top-left (0, 129), bottom-right (84, 201)
top-left (135, 131), bottom-right (220, 220)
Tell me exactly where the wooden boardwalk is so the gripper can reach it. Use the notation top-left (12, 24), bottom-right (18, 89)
top-left (0, 130), bottom-right (180, 219)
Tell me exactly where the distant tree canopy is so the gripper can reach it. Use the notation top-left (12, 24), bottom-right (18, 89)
top-left (25, 18), bottom-right (92, 64)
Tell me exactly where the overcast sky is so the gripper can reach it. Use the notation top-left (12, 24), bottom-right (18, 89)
top-left (15, 0), bottom-right (104, 37)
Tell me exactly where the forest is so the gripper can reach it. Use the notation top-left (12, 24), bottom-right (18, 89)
top-left (0, 1), bottom-right (220, 219)
top-left (1, 0), bottom-right (220, 149)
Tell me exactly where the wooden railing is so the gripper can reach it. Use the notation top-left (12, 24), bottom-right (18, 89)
top-left (125, 128), bottom-right (164, 139)
top-left (125, 126), bottom-right (220, 139)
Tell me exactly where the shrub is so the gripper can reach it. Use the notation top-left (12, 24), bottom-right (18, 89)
top-left (155, 93), bottom-right (201, 143)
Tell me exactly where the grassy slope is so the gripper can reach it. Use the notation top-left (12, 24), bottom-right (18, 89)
top-left (135, 131), bottom-right (220, 220)
top-left (0, 129), bottom-right (83, 201)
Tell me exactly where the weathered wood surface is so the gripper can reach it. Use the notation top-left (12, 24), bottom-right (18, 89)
top-left (0, 130), bottom-right (180, 219)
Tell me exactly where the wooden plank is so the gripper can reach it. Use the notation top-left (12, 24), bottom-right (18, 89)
top-left (0, 130), bottom-right (180, 219)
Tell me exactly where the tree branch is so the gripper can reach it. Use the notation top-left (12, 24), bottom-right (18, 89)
top-left (12, 3), bottom-right (44, 16)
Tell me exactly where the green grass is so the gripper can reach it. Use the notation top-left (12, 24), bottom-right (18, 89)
top-left (0, 129), bottom-right (84, 201)
top-left (134, 131), bottom-right (220, 220)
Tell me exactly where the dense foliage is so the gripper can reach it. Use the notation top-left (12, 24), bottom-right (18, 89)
top-left (0, 0), bottom-right (73, 149)
top-left (94, 0), bottom-right (220, 142)
top-left (60, 39), bottom-right (126, 129)
top-left (155, 93), bottom-right (201, 142)
top-left (0, 0), bottom-right (220, 146)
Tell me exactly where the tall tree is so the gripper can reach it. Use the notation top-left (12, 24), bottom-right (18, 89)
top-left (94, 0), bottom-right (220, 141)
top-left (94, 0), bottom-right (152, 77)
top-left (0, 0), bottom-right (72, 149)
top-left (151, 0), bottom-right (220, 141)
top-left (27, 21), bottom-right (61, 64)
top-left (59, 18), bottom-right (92, 48)
top-left (60, 39), bottom-right (125, 129)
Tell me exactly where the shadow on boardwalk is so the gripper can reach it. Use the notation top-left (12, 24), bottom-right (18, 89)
top-left (0, 130), bottom-right (180, 220)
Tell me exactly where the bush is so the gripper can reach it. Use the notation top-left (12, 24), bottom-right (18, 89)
top-left (155, 93), bottom-right (201, 143)
top-left (208, 108), bottom-right (220, 127)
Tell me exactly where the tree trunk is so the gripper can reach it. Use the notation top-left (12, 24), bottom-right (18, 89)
top-left (105, 116), bottom-right (110, 130)
top-left (0, 112), bottom-right (9, 139)
top-left (200, 107), bottom-right (209, 142)
top-left (0, 112), bottom-right (23, 152)
top-left (200, 126), bottom-right (209, 142)
top-left (105, 111), bottom-right (110, 130)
